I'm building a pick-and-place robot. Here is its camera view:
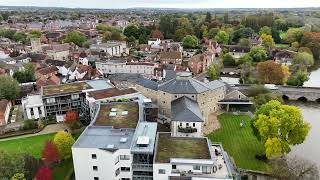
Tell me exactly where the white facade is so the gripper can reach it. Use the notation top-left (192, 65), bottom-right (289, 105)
top-left (96, 61), bottom-right (158, 78)
top-left (21, 94), bottom-right (45, 120)
top-left (90, 41), bottom-right (129, 57)
top-left (171, 121), bottom-right (202, 137)
top-left (72, 147), bottom-right (132, 180)
top-left (46, 50), bottom-right (70, 60)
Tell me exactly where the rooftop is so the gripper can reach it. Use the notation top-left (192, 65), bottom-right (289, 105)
top-left (155, 133), bottom-right (211, 163)
top-left (171, 96), bottom-right (203, 122)
top-left (42, 81), bottom-right (92, 96)
top-left (93, 102), bottom-right (140, 129)
top-left (73, 126), bottom-right (135, 151)
top-left (131, 122), bottom-right (158, 154)
top-left (87, 88), bottom-right (137, 100)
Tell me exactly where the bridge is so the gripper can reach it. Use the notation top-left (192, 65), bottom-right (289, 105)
top-left (235, 85), bottom-right (320, 102)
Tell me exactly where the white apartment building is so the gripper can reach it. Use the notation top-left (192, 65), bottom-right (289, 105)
top-left (90, 41), bottom-right (129, 57)
top-left (21, 94), bottom-right (45, 120)
top-left (96, 59), bottom-right (159, 79)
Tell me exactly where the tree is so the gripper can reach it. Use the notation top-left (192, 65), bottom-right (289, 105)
top-left (238, 38), bottom-right (250, 47)
top-left (53, 131), bottom-right (75, 160)
top-left (0, 150), bottom-right (25, 179)
top-left (257, 60), bottom-right (286, 84)
top-left (23, 154), bottom-right (43, 180)
top-left (10, 173), bottom-right (26, 180)
top-left (65, 31), bottom-right (87, 47)
top-left (232, 27), bottom-right (255, 43)
top-left (28, 30), bottom-right (42, 39)
top-left (13, 32), bottom-right (27, 44)
top-left (124, 25), bottom-right (139, 39)
top-left (35, 167), bottom-right (52, 180)
top-left (285, 28), bottom-right (304, 44)
top-left (42, 141), bottom-right (60, 166)
top-left (208, 28), bottom-right (219, 39)
top-left (174, 28), bottom-right (189, 42)
top-left (205, 12), bottom-right (212, 23)
top-left (207, 63), bottom-right (222, 80)
top-left (182, 35), bottom-right (198, 49)
top-left (252, 92), bottom-right (283, 109)
top-left (287, 69), bottom-right (309, 86)
top-left (151, 30), bottom-right (164, 40)
top-left (237, 53), bottom-right (253, 65)
top-left (269, 156), bottom-right (319, 180)
top-left (214, 31), bottom-right (229, 45)
top-left (274, 18), bottom-right (288, 31)
top-left (249, 47), bottom-right (268, 62)
top-left (0, 75), bottom-right (20, 100)
top-left (65, 111), bottom-right (78, 123)
top-left (260, 33), bottom-right (275, 49)
top-left (246, 85), bottom-right (271, 97)
top-left (159, 15), bottom-right (178, 39)
top-left (253, 100), bottom-right (310, 159)
top-left (293, 52), bottom-right (314, 67)
top-left (259, 26), bottom-right (272, 35)
top-left (222, 54), bottom-right (236, 66)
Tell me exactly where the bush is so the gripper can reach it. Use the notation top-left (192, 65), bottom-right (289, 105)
top-left (255, 154), bottom-right (268, 162)
top-left (22, 120), bottom-right (38, 130)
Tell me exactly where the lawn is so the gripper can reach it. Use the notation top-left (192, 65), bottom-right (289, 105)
top-left (207, 113), bottom-right (268, 172)
top-left (0, 133), bottom-right (56, 158)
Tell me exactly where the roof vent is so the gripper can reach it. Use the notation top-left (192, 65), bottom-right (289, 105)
top-left (111, 108), bottom-right (117, 112)
top-left (121, 111), bottom-right (128, 116)
top-left (109, 112), bottom-right (117, 117)
top-left (137, 136), bottom-right (150, 145)
top-left (120, 138), bottom-right (128, 143)
top-left (107, 144), bottom-right (115, 149)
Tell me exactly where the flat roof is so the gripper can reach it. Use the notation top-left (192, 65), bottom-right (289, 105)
top-left (131, 122), bottom-right (158, 154)
top-left (87, 88), bottom-right (137, 100)
top-left (73, 126), bottom-right (135, 150)
top-left (93, 102), bottom-right (140, 129)
top-left (155, 133), bottom-right (211, 163)
top-left (42, 81), bottom-right (92, 96)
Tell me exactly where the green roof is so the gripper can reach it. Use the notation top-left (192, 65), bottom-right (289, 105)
top-left (155, 133), bottom-right (211, 163)
top-left (43, 82), bottom-right (92, 96)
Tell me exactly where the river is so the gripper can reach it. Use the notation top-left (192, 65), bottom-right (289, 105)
top-left (304, 68), bottom-right (320, 87)
top-left (287, 101), bottom-right (320, 169)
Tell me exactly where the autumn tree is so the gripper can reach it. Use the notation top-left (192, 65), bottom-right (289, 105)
top-left (0, 75), bottom-right (20, 100)
top-left (257, 60), bottom-right (285, 84)
top-left (35, 167), bottom-right (52, 180)
top-left (260, 33), bottom-right (275, 49)
top-left (42, 141), bottom-right (60, 166)
top-left (65, 111), bottom-right (78, 123)
top-left (214, 31), bottom-right (229, 45)
top-left (253, 100), bottom-right (310, 159)
top-left (151, 30), bottom-right (164, 40)
top-left (285, 28), bottom-right (304, 44)
top-left (174, 28), bottom-right (189, 42)
top-left (269, 156), bottom-right (319, 180)
top-left (293, 52), bottom-right (314, 67)
top-left (53, 131), bottom-right (75, 160)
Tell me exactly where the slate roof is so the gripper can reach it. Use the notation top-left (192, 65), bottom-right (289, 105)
top-left (136, 78), bottom-right (159, 91)
top-left (171, 96), bottom-right (203, 122)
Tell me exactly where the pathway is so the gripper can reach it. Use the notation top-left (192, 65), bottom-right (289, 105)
top-left (203, 111), bottom-right (222, 135)
top-left (0, 123), bottom-right (70, 142)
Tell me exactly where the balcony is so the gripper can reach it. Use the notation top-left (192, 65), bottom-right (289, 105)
top-left (132, 175), bottom-right (153, 180)
top-left (178, 126), bottom-right (197, 133)
top-left (132, 164), bottom-right (153, 172)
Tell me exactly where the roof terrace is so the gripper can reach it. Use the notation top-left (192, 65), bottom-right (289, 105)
top-left (155, 133), bottom-right (211, 163)
top-left (93, 102), bottom-right (140, 129)
top-left (42, 82), bottom-right (92, 96)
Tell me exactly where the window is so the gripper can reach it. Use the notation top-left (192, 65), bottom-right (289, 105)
top-left (121, 167), bottom-right (130, 172)
top-left (120, 155), bottom-right (130, 160)
top-left (179, 123), bottom-right (182, 126)
top-left (115, 156), bottom-right (119, 165)
top-left (162, 101), bottom-right (166, 104)
top-left (71, 94), bottom-right (79, 100)
top-left (172, 165), bottom-right (176, 169)
top-left (46, 98), bottom-right (55, 103)
top-left (193, 165), bottom-right (201, 170)
top-left (115, 168), bottom-right (120, 176)
top-left (193, 123), bottom-right (195, 127)
top-left (202, 166), bottom-right (212, 174)
top-left (186, 123), bottom-right (189, 127)
top-left (38, 107), bottom-right (42, 116)
top-left (93, 166), bottom-right (98, 171)
top-left (94, 177), bottom-right (99, 180)
top-left (91, 154), bottom-right (97, 159)
top-left (158, 169), bottom-right (166, 174)
top-left (30, 108), bottom-right (34, 116)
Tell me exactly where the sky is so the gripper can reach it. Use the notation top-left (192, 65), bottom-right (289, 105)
top-left (1, 0), bottom-right (320, 9)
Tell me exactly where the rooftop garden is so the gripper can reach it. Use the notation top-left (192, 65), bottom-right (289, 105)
top-left (155, 133), bottom-right (211, 163)
top-left (207, 114), bottom-right (268, 172)
top-left (43, 82), bottom-right (92, 96)
top-left (94, 102), bottom-right (139, 128)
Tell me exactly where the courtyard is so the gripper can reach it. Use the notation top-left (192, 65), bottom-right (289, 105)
top-left (207, 113), bottom-right (268, 172)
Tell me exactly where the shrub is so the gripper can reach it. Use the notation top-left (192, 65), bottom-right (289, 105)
top-left (35, 167), bottom-right (52, 180)
top-left (22, 120), bottom-right (38, 130)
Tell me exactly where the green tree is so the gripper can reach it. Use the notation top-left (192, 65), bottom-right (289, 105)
top-left (222, 54), bottom-right (236, 66)
top-left (0, 150), bottom-right (25, 180)
top-left (0, 29), bottom-right (15, 39)
top-left (53, 131), bottom-right (75, 160)
top-left (249, 47), bottom-right (268, 62)
top-left (174, 28), bottom-right (189, 42)
top-left (238, 38), bottom-right (250, 47)
top-left (214, 31), bottom-right (229, 44)
top-left (253, 100), bottom-right (310, 159)
top-left (0, 75), bottom-right (20, 100)
top-left (65, 31), bottom-right (87, 47)
top-left (28, 30), bottom-right (42, 39)
top-left (259, 26), bottom-right (272, 35)
top-left (287, 69), bottom-right (309, 86)
top-left (182, 35), bottom-right (198, 49)
top-left (293, 52), bottom-right (314, 67)
top-left (205, 12), bottom-right (212, 23)
top-left (208, 28), bottom-right (219, 39)
top-left (123, 25), bottom-right (139, 39)
top-left (159, 15), bottom-right (178, 39)
top-left (237, 53), bottom-right (253, 65)
top-left (207, 63), bottom-right (222, 80)
top-left (10, 173), bottom-right (26, 180)
top-left (13, 32), bottom-right (27, 44)
top-left (285, 28), bottom-right (304, 44)
top-left (252, 92), bottom-right (283, 109)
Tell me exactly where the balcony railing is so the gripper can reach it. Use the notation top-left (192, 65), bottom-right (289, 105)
top-left (132, 175), bottom-right (153, 180)
top-left (132, 164), bottom-right (153, 172)
top-left (178, 126), bottom-right (197, 133)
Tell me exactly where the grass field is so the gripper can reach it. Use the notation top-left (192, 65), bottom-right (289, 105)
top-left (0, 133), bottom-right (56, 158)
top-left (207, 113), bottom-right (268, 172)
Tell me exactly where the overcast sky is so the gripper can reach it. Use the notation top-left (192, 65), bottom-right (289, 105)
top-left (1, 0), bottom-right (320, 9)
